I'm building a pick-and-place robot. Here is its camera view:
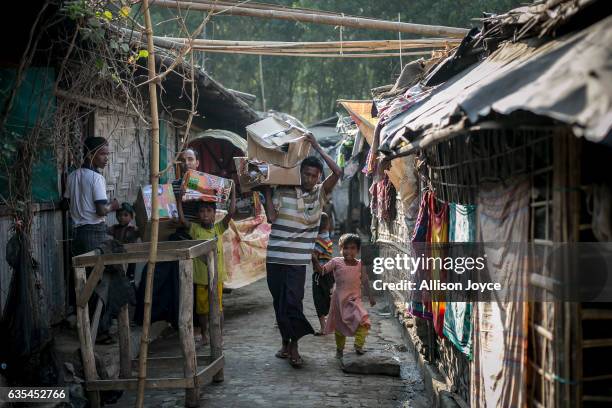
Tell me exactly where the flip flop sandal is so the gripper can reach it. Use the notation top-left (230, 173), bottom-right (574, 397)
top-left (289, 356), bottom-right (304, 368)
top-left (275, 350), bottom-right (289, 359)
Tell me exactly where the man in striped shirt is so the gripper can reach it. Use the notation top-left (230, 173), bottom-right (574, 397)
top-left (263, 132), bottom-right (342, 368)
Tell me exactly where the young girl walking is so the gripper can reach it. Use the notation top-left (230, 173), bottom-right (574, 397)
top-left (318, 233), bottom-right (376, 357)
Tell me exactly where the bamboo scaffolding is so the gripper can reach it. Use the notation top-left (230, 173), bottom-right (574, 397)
top-left (136, 0), bottom-right (161, 406)
top-left (153, 0), bottom-right (469, 38)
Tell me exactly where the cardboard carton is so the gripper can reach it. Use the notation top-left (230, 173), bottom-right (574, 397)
top-left (134, 184), bottom-right (179, 241)
top-left (235, 157), bottom-right (301, 192)
top-left (246, 117), bottom-right (311, 167)
top-left (181, 170), bottom-right (233, 203)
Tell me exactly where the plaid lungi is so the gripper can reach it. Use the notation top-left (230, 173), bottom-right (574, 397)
top-left (72, 223), bottom-right (109, 257)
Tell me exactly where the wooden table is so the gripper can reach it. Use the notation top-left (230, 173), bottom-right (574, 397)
top-left (72, 240), bottom-right (224, 407)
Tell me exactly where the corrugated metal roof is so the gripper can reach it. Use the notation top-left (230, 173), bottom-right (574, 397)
top-left (381, 13), bottom-right (612, 152)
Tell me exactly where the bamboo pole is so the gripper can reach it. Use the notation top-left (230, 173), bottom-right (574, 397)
top-left (190, 45), bottom-right (440, 52)
top-left (157, 37), bottom-right (460, 48)
top-left (153, 0), bottom-right (469, 38)
top-left (188, 49), bottom-right (432, 58)
top-left (136, 0), bottom-right (161, 406)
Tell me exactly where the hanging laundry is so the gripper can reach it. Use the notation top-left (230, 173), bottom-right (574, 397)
top-left (369, 181), bottom-right (378, 218)
top-left (362, 122), bottom-right (383, 176)
top-left (471, 178), bottom-right (529, 408)
top-left (427, 193), bottom-right (448, 338)
top-left (336, 137), bottom-right (355, 168)
top-left (443, 203), bottom-right (477, 358)
top-left (449, 203), bottom-right (477, 243)
top-left (380, 176), bottom-right (397, 222)
top-left (409, 191), bottom-right (433, 321)
top-left (378, 84), bottom-right (431, 125)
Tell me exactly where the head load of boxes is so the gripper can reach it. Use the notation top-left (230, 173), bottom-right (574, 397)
top-left (135, 116), bottom-right (312, 240)
top-left (236, 116), bottom-right (311, 192)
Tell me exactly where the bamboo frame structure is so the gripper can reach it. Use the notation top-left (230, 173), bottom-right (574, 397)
top-left (72, 240), bottom-right (224, 408)
top-left (153, 0), bottom-right (469, 38)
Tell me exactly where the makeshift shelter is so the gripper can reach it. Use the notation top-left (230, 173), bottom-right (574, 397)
top-left (343, 1), bottom-right (612, 407)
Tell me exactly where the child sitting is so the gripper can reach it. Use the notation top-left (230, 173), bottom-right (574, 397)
top-left (108, 202), bottom-right (140, 280)
top-left (311, 212), bottom-right (334, 335)
top-left (177, 183), bottom-right (235, 346)
top-left (317, 233), bottom-right (376, 357)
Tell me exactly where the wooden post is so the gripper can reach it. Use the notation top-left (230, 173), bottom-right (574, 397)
top-left (178, 260), bottom-right (199, 407)
top-left (118, 304), bottom-right (132, 379)
top-left (206, 247), bottom-right (223, 382)
top-left (90, 298), bottom-right (103, 346)
top-left (74, 267), bottom-right (101, 408)
top-left (136, 0), bottom-right (162, 406)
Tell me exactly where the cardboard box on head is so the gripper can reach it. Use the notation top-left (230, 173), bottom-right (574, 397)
top-left (181, 170), bottom-right (233, 203)
top-left (246, 117), bottom-right (311, 168)
top-left (234, 157), bottom-right (301, 193)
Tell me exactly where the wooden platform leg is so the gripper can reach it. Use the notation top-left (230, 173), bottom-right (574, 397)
top-left (206, 249), bottom-right (224, 383)
top-left (118, 304), bottom-right (131, 378)
top-left (74, 267), bottom-right (101, 408)
top-left (90, 298), bottom-right (103, 345)
top-left (178, 260), bottom-right (199, 407)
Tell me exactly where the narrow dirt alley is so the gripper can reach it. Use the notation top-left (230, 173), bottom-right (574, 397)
top-left (116, 275), bottom-right (428, 407)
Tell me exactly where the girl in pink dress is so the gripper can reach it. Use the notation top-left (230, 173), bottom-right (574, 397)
top-left (319, 234), bottom-right (376, 357)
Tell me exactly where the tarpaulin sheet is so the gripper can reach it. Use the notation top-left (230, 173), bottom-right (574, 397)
top-left (0, 68), bottom-right (58, 202)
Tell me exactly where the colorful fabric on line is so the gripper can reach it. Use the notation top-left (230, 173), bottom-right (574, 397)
top-left (448, 203), bottom-right (477, 243)
top-left (409, 191), bottom-right (432, 320)
top-left (428, 193), bottom-right (448, 338)
top-left (470, 178), bottom-right (529, 408)
top-left (443, 203), bottom-right (477, 358)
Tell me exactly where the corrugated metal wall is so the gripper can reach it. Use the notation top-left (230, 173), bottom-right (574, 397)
top-left (0, 209), bottom-right (66, 324)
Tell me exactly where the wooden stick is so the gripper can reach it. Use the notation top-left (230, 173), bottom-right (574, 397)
top-left (178, 260), bottom-right (199, 407)
top-left (76, 259), bottom-right (104, 307)
top-left (118, 304), bottom-right (132, 379)
top-left (191, 45), bottom-right (436, 52)
top-left (90, 298), bottom-right (103, 346)
top-left (74, 267), bottom-right (100, 407)
top-left (190, 49), bottom-right (432, 58)
top-left (153, 0), bottom-right (469, 37)
top-left (136, 0), bottom-right (161, 406)
top-left (158, 37), bottom-right (460, 48)
top-left (206, 246), bottom-right (223, 382)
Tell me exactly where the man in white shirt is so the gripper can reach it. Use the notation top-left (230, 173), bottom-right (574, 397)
top-left (64, 137), bottom-right (119, 256)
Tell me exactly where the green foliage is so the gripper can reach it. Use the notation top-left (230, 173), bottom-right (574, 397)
top-left (152, 0), bottom-right (524, 124)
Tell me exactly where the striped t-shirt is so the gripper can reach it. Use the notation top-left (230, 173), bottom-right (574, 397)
top-left (267, 184), bottom-right (328, 265)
